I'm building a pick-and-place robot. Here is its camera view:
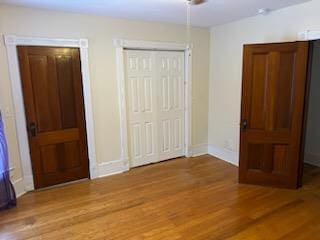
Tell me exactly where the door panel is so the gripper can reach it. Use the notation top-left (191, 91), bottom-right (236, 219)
top-left (126, 51), bottom-right (159, 167)
top-left (18, 46), bottom-right (89, 189)
top-left (249, 53), bottom-right (268, 130)
top-left (161, 119), bottom-right (171, 153)
top-left (239, 42), bottom-right (309, 189)
top-left (145, 122), bottom-right (155, 156)
top-left (132, 123), bottom-right (143, 159)
top-left (174, 118), bottom-right (183, 150)
top-left (56, 56), bottom-right (78, 129)
top-left (125, 50), bottom-right (185, 167)
top-left (157, 51), bottom-right (185, 161)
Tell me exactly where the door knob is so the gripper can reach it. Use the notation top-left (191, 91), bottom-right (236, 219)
top-left (241, 120), bottom-right (248, 130)
top-left (28, 122), bottom-right (37, 137)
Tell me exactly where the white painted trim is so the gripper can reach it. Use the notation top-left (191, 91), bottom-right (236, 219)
top-left (4, 35), bottom-right (98, 194)
top-left (113, 38), bottom-right (193, 51)
top-left (298, 30), bottom-right (320, 41)
top-left (115, 46), bottom-right (130, 172)
top-left (12, 178), bottom-right (25, 198)
top-left (192, 144), bottom-right (208, 157)
top-left (185, 48), bottom-right (193, 157)
top-left (304, 153), bottom-right (320, 167)
top-left (208, 145), bottom-right (239, 166)
top-left (97, 159), bottom-right (128, 178)
top-left (114, 38), bottom-right (193, 167)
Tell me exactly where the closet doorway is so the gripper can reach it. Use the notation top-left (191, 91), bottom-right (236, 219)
top-left (124, 50), bottom-right (185, 167)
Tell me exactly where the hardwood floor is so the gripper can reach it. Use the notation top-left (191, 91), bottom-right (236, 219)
top-left (1, 155), bottom-right (320, 240)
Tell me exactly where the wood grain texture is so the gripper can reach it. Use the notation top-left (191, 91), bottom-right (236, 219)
top-left (240, 42), bottom-right (309, 189)
top-left (1, 155), bottom-right (320, 240)
top-left (17, 46), bottom-right (89, 189)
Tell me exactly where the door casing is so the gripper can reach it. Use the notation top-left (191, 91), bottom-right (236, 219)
top-left (4, 35), bottom-right (97, 193)
top-left (114, 39), bottom-right (193, 170)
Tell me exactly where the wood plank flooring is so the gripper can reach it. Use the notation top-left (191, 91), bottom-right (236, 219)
top-left (1, 155), bottom-right (320, 240)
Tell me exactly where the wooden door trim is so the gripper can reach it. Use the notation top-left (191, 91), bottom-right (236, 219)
top-left (4, 35), bottom-right (98, 193)
top-left (113, 38), bottom-right (193, 169)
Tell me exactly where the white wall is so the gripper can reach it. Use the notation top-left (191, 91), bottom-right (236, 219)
top-left (0, 4), bottom-right (210, 187)
top-left (305, 40), bottom-right (320, 166)
top-left (209, 0), bottom-right (320, 165)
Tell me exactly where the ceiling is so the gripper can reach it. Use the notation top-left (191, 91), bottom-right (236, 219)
top-left (0, 0), bottom-right (311, 27)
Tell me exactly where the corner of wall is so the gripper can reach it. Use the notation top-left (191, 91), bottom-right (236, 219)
top-left (207, 27), bottom-right (215, 147)
top-left (192, 144), bottom-right (209, 157)
top-left (208, 145), bottom-right (238, 166)
top-left (304, 153), bottom-right (320, 167)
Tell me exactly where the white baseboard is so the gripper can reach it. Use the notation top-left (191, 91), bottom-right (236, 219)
top-left (208, 145), bottom-right (239, 166)
top-left (97, 159), bottom-right (129, 178)
top-left (192, 144), bottom-right (208, 157)
top-left (23, 174), bottom-right (35, 192)
top-left (89, 166), bottom-right (99, 179)
top-left (12, 178), bottom-right (26, 198)
top-left (305, 153), bottom-right (320, 167)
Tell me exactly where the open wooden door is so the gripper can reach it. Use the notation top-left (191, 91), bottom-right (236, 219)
top-left (18, 46), bottom-right (89, 189)
top-left (239, 42), bottom-right (309, 189)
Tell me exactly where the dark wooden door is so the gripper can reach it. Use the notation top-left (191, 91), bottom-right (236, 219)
top-left (18, 46), bottom-right (89, 189)
top-left (239, 42), bottom-right (309, 189)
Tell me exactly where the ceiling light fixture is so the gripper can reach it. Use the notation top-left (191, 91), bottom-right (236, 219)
top-left (186, 0), bottom-right (207, 5)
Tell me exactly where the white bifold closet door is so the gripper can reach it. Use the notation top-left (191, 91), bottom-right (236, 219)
top-left (125, 50), bottom-right (185, 168)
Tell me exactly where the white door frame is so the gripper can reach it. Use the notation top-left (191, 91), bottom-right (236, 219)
top-left (113, 38), bottom-right (193, 169)
top-left (4, 35), bottom-right (98, 192)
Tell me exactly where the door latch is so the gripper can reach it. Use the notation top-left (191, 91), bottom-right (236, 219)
top-left (28, 122), bottom-right (37, 137)
top-left (241, 119), bottom-right (248, 130)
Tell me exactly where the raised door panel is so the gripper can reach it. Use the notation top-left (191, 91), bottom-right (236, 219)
top-left (129, 76), bottom-right (141, 114)
top-left (56, 56), bottom-right (78, 129)
top-left (145, 122), bottom-right (156, 157)
top-left (161, 119), bottom-right (171, 153)
top-left (161, 76), bottom-right (170, 112)
top-left (246, 142), bottom-right (290, 174)
top-left (173, 118), bottom-right (183, 151)
top-left (132, 123), bottom-right (143, 159)
top-left (40, 141), bottom-right (81, 174)
top-left (248, 53), bottom-right (268, 130)
top-left (172, 76), bottom-right (183, 110)
top-left (273, 52), bottom-right (296, 131)
top-left (143, 77), bottom-right (153, 113)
